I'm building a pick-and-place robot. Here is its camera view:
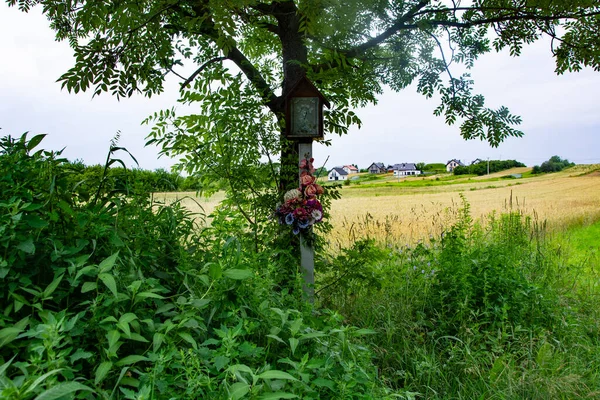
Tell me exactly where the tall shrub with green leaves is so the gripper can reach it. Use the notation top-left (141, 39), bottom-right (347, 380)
top-left (0, 133), bottom-right (397, 399)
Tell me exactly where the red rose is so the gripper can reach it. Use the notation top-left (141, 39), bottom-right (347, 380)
top-left (315, 184), bottom-right (324, 195)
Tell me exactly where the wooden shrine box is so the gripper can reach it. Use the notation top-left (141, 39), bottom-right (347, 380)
top-left (284, 76), bottom-right (331, 140)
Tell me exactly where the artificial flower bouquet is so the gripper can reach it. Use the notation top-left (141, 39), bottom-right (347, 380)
top-left (275, 157), bottom-right (325, 234)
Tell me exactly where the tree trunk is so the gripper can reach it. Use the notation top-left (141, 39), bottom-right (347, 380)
top-left (275, 2), bottom-right (308, 193)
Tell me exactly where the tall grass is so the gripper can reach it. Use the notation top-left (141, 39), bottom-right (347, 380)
top-left (317, 199), bottom-right (600, 399)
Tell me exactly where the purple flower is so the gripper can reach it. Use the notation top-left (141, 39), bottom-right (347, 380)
top-left (285, 213), bottom-right (294, 225)
top-left (298, 219), bottom-right (310, 229)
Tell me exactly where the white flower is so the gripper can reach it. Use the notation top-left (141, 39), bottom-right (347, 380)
top-left (311, 209), bottom-right (322, 221)
top-left (284, 189), bottom-right (302, 202)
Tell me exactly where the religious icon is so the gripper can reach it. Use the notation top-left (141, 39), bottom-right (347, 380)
top-left (291, 97), bottom-right (319, 137)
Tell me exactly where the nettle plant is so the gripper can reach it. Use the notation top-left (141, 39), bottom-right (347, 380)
top-left (0, 133), bottom-right (399, 399)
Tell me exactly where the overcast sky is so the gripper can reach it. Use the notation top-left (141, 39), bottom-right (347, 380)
top-left (1, 5), bottom-right (599, 171)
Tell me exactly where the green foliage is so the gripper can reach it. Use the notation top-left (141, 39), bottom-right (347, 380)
top-left (322, 197), bottom-right (600, 398)
top-left (422, 163), bottom-right (446, 173)
top-left (532, 155), bottom-right (575, 174)
top-left (0, 133), bottom-right (396, 399)
top-left (453, 159), bottom-right (525, 175)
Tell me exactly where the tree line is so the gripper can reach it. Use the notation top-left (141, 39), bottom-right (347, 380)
top-left (62, 161), bottom-right (207, 195)
top-left (453, 160), bottom-right (526, 176)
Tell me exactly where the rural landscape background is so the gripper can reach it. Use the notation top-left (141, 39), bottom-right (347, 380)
top-left (157, 164), bottom-right (600, 248)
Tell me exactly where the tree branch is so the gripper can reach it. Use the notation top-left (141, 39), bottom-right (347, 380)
top-left (311, 3), bottom-right (600, 74)
top-left (185, 2), bottom-right (281, 113)
top-left (180, 57), bottom-right (228, 89)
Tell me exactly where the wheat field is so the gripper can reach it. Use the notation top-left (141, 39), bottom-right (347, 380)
top-left (155, 165), bottom-right (600, 247)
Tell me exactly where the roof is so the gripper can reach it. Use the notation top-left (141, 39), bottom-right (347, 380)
top-left (446, 159), bottom-right (465, 166)
top-left (392, 163), bottom-right (418, 171)
top-left (368, 162), bottom-right (386, 169)
top-left (344, 165), bottom-right (358, 170)
top-left (286, 76), bottom-right (331, 108)
top-left (329, 167), bottom-right (348, 175)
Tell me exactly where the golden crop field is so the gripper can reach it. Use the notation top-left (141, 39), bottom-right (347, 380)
top-left (155, 165), bottom-right (600, 247)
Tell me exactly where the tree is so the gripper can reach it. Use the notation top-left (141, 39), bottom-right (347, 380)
top-left (533, 155), bottom-right (575, 174)
top-left (8, 0), bottom-right (600, 219)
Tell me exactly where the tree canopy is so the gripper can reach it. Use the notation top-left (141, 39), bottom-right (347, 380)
top-left (8, 0), bottom-right (600, 186)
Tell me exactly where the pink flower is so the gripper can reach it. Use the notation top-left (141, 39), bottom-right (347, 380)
top-left (300, 173), bottom-right (316, 186)
top-left (315, 184), bottom-right (324, 195)
top-left (305, 184), bottom-right (318, 198)
top-left (299, 159), bottom-right (308, 169)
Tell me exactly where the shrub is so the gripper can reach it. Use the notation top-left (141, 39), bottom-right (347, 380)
top-left (454, 160), bottom-right (526, 175)
top-left (0, 133), bottom-right (397, 399)
top-left (532, 155), bottom-right (575, 174)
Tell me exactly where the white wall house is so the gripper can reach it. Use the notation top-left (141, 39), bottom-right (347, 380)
top-left (342, 165), bottom-right (358, 174)
top-left (392, 163), bottom-right (421, 176)
top-left (328, 167), bottom-right (348, 181)
top-left (446, 159), bottom-right (464, 172)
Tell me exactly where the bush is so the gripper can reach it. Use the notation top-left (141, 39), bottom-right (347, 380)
top-left (532, 155), bottom-right (575, 174)
top-left (0, 133), bottom-right (397, 399)
top-left (321, 197), bottom-right (600, 398)
top-left (454, 160), bottom-right (525, 175)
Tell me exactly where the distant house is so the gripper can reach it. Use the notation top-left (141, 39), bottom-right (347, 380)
top-left (386, 165), bottom-right (395, 173)
top-left (471, 158), bottom-right (484, 165)
top-left (367, 162), bottom-right (386, 174)
top-left (342, 165), bottom-right (359, 175)
top-left (392, 163), bottom-right (422, 177)
top-left (446, 159), bottom-right (465, 172)
top-left (328, 167), bottom-right (349, 181)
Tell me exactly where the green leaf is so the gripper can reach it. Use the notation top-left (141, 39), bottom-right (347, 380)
top-left (208, 262), bottom-right (222, 279)
top-left (34, 382), bottom-right (94, 400)
top-left (99, 273), bottom-right (118, 297)
top-left (223, 269), bottom-right (253, 280)
top-left (228, 382), bottom-right (249, 400)
top-left (0, 322), bottom-right (28, 347)
top-left (312, 378), bottom-right (336, 390)
top-left (98, 252), bottom-right (119, 273)
top-left (177, 332), bottom-right (198, 350)
top-left (258, 393), bottom-right (298, 400)
top-left (81, 281), bottom-right (97, 293)
top-left (75, 265), bottom-right (98, 281)
top-left (153, 333), bottom-right (164, 352)
top-left (119, 313), bottom-right (138, 325)
top-left (353, 328), bottom-right (377, 336)
top-left (227, 364), bottom-right (253, 375)
top-left (42, 273), bottom-right (64, 298)
top-left (115, 355), bottom-right (149, 366)
top-left (299, 332), bottom-right (326, 341)
top-left (26, 134), bottom-right (47, 152)
top-left (257, 370), bottom-right (297, 381)
top-left (135, 291), bottom-right (164, 300)
top-left (25, 215), bottom-right (48, 229)
top-left (17, 238), bottom-right (35, 255)
top-left (70, 349), bottom-right (93, 363)
top-left (191, 298), bottom-right (211, 309)
top-left (107, 330), bottom-right (120, 349)
top-left (289, 338), bottom-right (299, 355)
top-left (0, 355), bottom-right (16, 376)
top-left (25, 369), bottom-right (64, 395)
top-left (214, 355), bottom-right (230, 371)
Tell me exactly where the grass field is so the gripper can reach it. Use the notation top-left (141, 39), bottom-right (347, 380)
top-left (154, 165), bottom-right (600, 247)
